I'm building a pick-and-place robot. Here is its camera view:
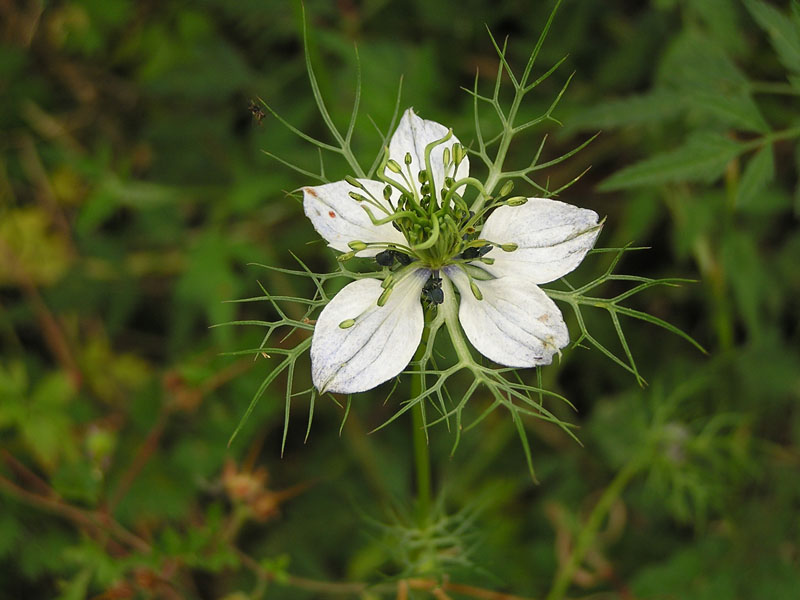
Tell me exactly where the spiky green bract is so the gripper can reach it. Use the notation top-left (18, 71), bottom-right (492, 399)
top-left (219, 244), bottom-right (702, 479)
top-left (217, 256), bottom-right (376, 452)
top-left (359, 494), bottom-right (491, 581)
top-left (465, 0), bottom-right (598, 209)
top-left (229, 0), bottom-right (701, 476)
top-left (547, 244), bottom-right (706, 387)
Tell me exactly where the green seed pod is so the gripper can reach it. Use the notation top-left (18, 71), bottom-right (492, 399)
top-left (345, 175), bottom-right (364, 189)
top-left (499, 180), bottom-right (515, 196)
top-left (453, 143), bottom-right (464, 166)
top-left (500, 243), bottom-right (518, 252)
top-left (404, 152), bottom-right (413, 165)
top-left (338, 319), bottom-right (355, 329)
top-left (506, 196), bottom-right (528, 206)
top-left (418, 169), bottom-right (428, 183)
top-left (349, 191), bottom-right (365, 202)
top-left (337, 251), bottom-right (356, 262)
top-left (470, 281), bottom-right (483, 301)
top-left (383, 185), bottom-right (392, 201)
top-left (442, 147), bottom-right (451, 166)
top-left (386, 159), bottom-right (402, 173)
top-left (348, 240), bottom-right (367, 251)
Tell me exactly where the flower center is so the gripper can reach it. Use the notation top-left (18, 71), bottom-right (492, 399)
top-left (341, 131), bottom-right (524, 306)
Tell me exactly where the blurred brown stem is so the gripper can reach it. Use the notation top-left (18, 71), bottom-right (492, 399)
top-left (0, 469), bottom-right (150, 554)
top-left (18, 134), bottom-right (76, 252)
top-left (1, 449), bottom-right (52, 496)
top-left (236, 547), bottom-right (538, 599)
top-left (108, 357), bottom-right (255, 512)
top-left (107, 405), bottom-right (170, 512)
top-left (0, 239), bottom-right (82, 387)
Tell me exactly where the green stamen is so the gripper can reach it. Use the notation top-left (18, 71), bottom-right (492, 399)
top-left (377, 286), bottom-right (393, 306)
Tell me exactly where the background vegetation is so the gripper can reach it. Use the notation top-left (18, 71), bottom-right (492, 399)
top-left (1, 0), bottom-right (798, 598)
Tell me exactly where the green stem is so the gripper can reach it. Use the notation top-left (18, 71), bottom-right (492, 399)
top-left (474, 85), bottom-right (527, 213)
top-left (545, 455), bottom-right (647, 600)
top-left (411, 324), bottom-right (432, 523)
top-left (440, 277), bottom-right (475, 365)
top-left (749, 80), bottom-right (800, 96)
top-left (746, 125), bottom-right (800, 148)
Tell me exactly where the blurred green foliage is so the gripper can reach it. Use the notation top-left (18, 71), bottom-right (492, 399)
top-left (1, 0), bottom-right (799, 598)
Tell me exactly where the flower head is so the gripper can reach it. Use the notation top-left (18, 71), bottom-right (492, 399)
top-left (303, 108), bottom-right (602, 394)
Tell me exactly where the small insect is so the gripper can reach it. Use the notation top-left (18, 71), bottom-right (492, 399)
top-left (375, 249), bottom-right (413, 267)
top-left (422, 271), bottom-right (444, 305)
top-left (248, 100), bottom-right (266, 126)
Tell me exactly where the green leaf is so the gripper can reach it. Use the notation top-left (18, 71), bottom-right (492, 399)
top-left (658, 32), bottom-right (749, 89)
top-left (736, 144), bottom-right (775, 208)
top-left (565, 91), bottom-right (687, 132)
top-left (632, 537), bottom-right (736, 599)
top-left (0, 510), bottom-right (20, 559)
top-left (722, 233), bottom-right (771, 340)
top-left (745, 0), bottom-right (800, 74)
top-left (687, 89), bottom-right (769, 133)
top-left (55, 569), bottom-right (92, 600)
top-left (0, 208), bottom-right (73, 286)
top-left (22, 372), bottom-right (79, 471)
top-left (689, 0), bottom-right (745, 55)
top-left (599, 132), bottom-right (746, 191)
top-left (52, 461), bottom-right (101, 504)
top-left (658, 32), bottom-right (768, 132)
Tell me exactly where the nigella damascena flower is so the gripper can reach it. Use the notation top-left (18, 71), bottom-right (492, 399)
top-left (302, 108), bottom-right (602, 394)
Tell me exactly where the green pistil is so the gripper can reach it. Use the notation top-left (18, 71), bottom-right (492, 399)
top-left (454, 263), bottom-right (484, 300)
top-left (341, 134), bottom-right (526, 274)
top-left (361, 206), bottom-right (423, 227)
top-left (373, 262), bottom-right (423, 307)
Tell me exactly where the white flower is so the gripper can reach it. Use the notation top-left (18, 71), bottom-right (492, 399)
top-left (302, 108), bottom-right (602, 394)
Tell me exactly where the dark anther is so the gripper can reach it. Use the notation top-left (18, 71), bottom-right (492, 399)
top-left (376, 250), bottom-right (414, 267)
top-left (422, 271), bottom-right (444, 305)
top-left (376, 250), bottom-right (395, 266)
top-left (461, 244), bottom-right (492, 260)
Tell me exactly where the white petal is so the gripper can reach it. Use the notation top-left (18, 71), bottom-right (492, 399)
top-left (303, 180), bottom-right (406, 256)
top-left (311, 270), bottom-right (428, 394)
top-left (446, 267), bottom-right (569, 367)
top-left (481, 198), bottom-right (602, 284)
top-left (387, 108), bottom-right (469, 200)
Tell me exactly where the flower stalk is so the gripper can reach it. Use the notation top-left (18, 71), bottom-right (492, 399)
top-left (545, 452), bottom-right (649, 600)
top-left (411, 366), bottom-right (431, 524)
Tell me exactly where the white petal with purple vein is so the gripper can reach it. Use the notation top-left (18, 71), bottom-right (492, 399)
top-left (481, 198), bottom-right (601, 284)
top-left (446, 268), bottom-right (569, 368)
top-left (311, 270), bottom-right (428, 394)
